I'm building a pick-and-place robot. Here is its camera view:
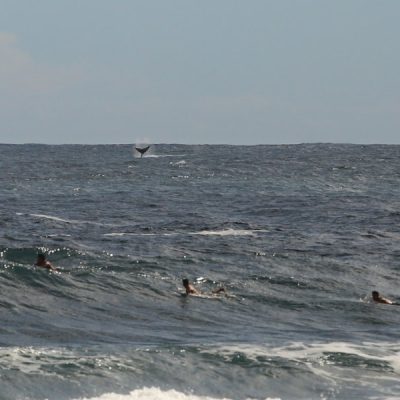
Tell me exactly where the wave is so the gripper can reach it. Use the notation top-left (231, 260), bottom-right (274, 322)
top-left (1, 342), bottom-right (398, 400)
top-left (192, 228), bottom-right (266, 236)
top-left (67, 339), bottom-right (400, 399)
top-left (16, 212), bottom-right (83, 225)
top-left (201, 341), bottom-right (400, 379)
top-left (73, 387), bottom-right (279, 400)
top-left (16, 213), bottom-right (117, 227)
top-left (103, 232), bottom-right (178, 237)
top-left (103, 229), bottom-right (266, 237)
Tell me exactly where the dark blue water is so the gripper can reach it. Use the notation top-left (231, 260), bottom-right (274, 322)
top-left (1, 143), bottom-right (400, 400)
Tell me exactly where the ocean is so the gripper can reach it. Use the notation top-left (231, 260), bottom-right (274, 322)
top-left (1, 143), bottom-right (400, 400)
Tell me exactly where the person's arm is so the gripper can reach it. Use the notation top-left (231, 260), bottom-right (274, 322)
top-left (375, 296), bottom-right (392, 304)
top-left (188, 284), bottom-right (200, 295)
top-left (46, 261), bottom-right (57, 271)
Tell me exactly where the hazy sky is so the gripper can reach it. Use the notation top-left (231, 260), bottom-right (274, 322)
top-left (0, 0), bottom-right (399, 144)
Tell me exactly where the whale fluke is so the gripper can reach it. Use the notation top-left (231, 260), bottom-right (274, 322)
top-left (135, 145), bottom-right (150, 158)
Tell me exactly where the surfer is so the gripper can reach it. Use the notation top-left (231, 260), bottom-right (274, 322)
top-left (182, 278), bottom-right (200, 295)
top-left (372, 290), bottom-right (393, 304)
top-left (35, 253), bottom-right (56, 271)
top-left (182, 278), bottom-right (225, 295)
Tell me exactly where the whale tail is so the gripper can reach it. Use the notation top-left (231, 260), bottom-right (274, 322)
top-left (135, 145), bottom-right (150, 158)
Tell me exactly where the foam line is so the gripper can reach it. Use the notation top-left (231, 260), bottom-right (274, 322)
top-left (74, 387), bottom-right (280, 400)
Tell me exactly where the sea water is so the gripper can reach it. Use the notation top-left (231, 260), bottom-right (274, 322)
top-left (1, 143), bottom-right (400, 400)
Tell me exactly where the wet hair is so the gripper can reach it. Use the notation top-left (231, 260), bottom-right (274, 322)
top-left (182, 278), bottom-right (189, 286)
top-left (372, 291), bottom-right (380, 298)
top-left (37, 253), bottom-right (46, 260)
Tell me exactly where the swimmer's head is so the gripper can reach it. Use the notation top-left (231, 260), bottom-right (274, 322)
top-left (182, 278), bottom-right (189, 287)
top-left (37, 253), bottom-right (46, 261)
top-left (372, 291), bottom-right (380, 300)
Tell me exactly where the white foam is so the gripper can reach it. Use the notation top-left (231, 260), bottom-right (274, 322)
top-left (17, 213), bottom-right (115, 227)
top-left (103, 233), bottom-right (178, 237)
top-left (103, 229), bottom-right (266, 238)
top-left (201, 341), bottom-right (400, 384)
top-left (74, 387), bottom-right (280, 400)
top-left (191, 229), bottom-right (264, 237)
top-left (47, 234), bottom-right (72, 237)
top-left (170, 160), bottom-right (187, 166)
top-left (103, 229), bottom-right (265, 238)
top-left (212, 341), bottom-right (400, 362)
top-left (30, 213), bottom-right (82, 224)
top-left (142, 154), bottom-right (186, 158)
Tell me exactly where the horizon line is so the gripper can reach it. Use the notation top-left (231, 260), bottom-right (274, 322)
top-left (0, 142), bottom-right (397, 146)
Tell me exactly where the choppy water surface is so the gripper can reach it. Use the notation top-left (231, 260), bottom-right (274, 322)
top-left (1, 143), bottom-right (400, 400)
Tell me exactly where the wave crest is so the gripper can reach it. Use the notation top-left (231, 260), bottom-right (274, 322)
top-left (74, 387), bottom-right (279, 400)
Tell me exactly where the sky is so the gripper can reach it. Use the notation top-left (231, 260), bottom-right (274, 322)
top-left (0, 0), bottom-right (399, 145)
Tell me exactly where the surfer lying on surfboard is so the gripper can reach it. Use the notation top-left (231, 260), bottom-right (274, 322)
top-left (35, 253), bottom-right (57, 271)
top-left (182, 278), bottom-right (225, 295)
top-left (372, 291), bottom-right (394, 305)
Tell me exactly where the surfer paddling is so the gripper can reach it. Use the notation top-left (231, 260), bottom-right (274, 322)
top-left (182, 278), bottom-right (225, 296)
top-left (372, 291), bottom-right (393, 305)
top-left (182, 278), bottom-right (200, 295)
top-left (35, 253), bottom-right (56, 271)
